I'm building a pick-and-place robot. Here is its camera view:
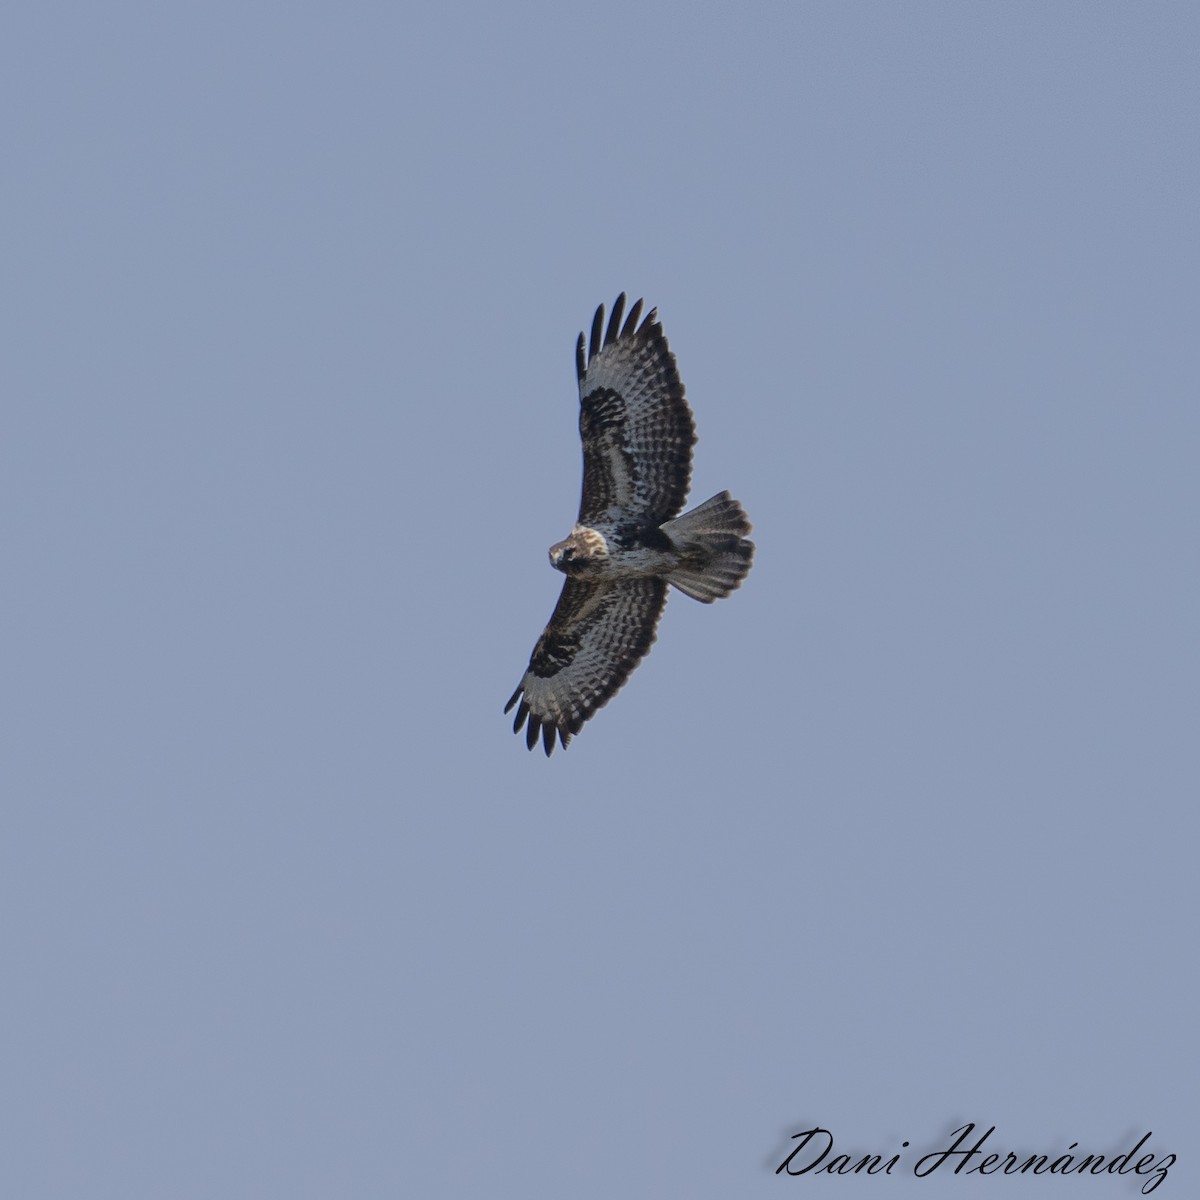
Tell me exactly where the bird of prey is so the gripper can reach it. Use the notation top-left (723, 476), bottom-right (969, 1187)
top-left (505, 294), bottom-right (754, 755)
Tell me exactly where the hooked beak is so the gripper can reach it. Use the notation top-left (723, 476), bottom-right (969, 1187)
top-left (548, 538), bottom-right (573, 571)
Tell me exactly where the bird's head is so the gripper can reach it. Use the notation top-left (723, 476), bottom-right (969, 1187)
top-left (549, 527), bottom-right (607, 577)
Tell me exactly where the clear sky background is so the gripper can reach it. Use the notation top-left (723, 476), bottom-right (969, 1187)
top-left (2, 3), bottom-right (1196, 1197)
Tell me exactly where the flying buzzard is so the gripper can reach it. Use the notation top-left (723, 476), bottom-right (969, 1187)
top-left (505, 294), bottom-right (754, 756)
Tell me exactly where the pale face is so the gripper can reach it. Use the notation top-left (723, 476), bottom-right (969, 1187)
top-left (548, 526), bottom-right (608, 577)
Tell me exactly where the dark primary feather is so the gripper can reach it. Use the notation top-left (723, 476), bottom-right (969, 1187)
top-left (504, 577), bottom-right (668, 756)
top-left (621, 297), bottom-right (644, 338)
top-left (589, 303), bottom-right (605, 365)
top-left (576, 295), bottom-right (696, 527)
top-left (603, 293), bottom-right (625, 347)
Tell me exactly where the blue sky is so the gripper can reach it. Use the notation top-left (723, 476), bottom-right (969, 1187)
top-left (2, 3), bottom-right (1196, 1196)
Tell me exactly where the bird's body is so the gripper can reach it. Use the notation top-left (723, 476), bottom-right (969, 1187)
top-left (548, 524), bottom-right (672, 581)
top-left (506, 295), bottom-right (754, 755)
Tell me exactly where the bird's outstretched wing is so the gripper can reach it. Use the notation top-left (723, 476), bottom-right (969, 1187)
top-left (575, 294), bottom-right (696, 528)
top-left (505, 577), bottom-right (668, 756)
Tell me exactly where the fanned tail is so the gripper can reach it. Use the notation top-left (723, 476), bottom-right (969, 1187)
top-left (661, 491), bottom-right (755, 603)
